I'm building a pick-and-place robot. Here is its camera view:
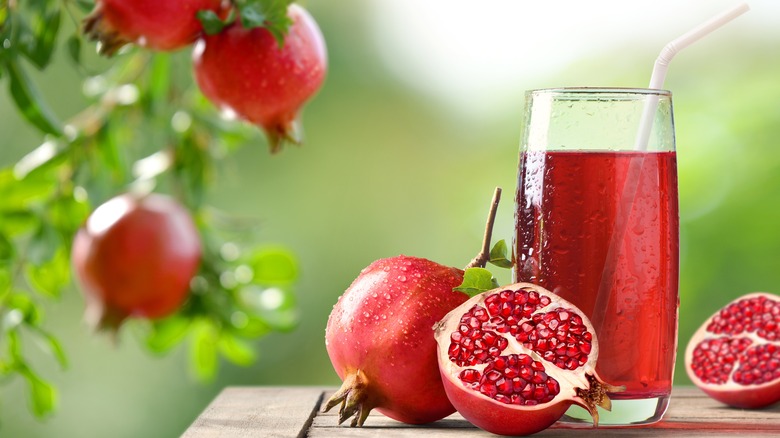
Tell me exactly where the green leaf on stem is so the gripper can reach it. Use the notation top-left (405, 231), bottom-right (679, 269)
top-left (196, 10), bottom-right (229, 35)
top-left (20, 365), bottom-right (57, 418)
top-left (26, 247), bottom-right (70, 298)
top-left (32, 327), bottom-right (68, 369)
top-left (190, 321), bottom-right (218, 381)
top-left (5, 60), bottom-right (62, 135)
top-left (249, 246), bottom-right (298, 286)
top-left (144, 54), bottom-right (171, 114)
top-left (237, 0), bottom-right (293, 46)
top-left (22, 7), bottom-right (61, 69)
top-left (454, 267), bottom-right (500, 298)
top-left (0, 232), bottom-right (13, 263)
top-left (147, 316), bottom-right (191, 354)
top-left (66, 34), bottom-right (81, 65)
top-left (218, 334), bottom-right (256, 366)
top-left (488, 239), bottom-right (513, 269)
top-left (74, 0), bottom-right (94, 13)
top-left (26, 222), bottom-right (59, 266)
top-left (8, 293), bottom-right (42, 326)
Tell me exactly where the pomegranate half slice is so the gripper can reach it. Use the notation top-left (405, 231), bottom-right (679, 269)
top-left (685, 292), bottom-right (780, 409)
top-left (434, 283), bottom-right (622, 436)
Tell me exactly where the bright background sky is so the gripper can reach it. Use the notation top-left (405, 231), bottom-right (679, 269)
top-left (367, 1), bottom-right (779, 117)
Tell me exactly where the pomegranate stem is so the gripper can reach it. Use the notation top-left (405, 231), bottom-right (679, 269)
top-left (466, 187), bottom-right (502, 269)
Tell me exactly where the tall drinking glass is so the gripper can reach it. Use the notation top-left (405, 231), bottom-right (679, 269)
top-left (513, 88), bottom-right (679, 425)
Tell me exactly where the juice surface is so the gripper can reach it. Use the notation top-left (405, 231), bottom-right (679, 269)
top-left (514, 150), bottom-right (679, 397)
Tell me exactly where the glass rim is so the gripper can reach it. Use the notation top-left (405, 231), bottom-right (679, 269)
top-left (527, 87), bottom-right (672, 98)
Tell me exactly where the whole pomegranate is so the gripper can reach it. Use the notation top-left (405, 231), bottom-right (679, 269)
top-left (192, 4), bottom-right (327, 153)
top-left (72, 193), bottom-right (202, 330)
top-left (83, 0), bottom-right (227, 56)
top-left (685, 292), bottom-right (780, 409)
top-left (324, 256), bottom-right (468, 426)
top-left (434, 283), bottom-right (623, 436)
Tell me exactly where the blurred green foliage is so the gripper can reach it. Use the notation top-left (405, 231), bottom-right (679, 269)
top-left (1, 1), bottom-right (779, 437)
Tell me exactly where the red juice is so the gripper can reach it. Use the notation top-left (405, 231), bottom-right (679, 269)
top-left (514, 150), bottom-right (679, 398)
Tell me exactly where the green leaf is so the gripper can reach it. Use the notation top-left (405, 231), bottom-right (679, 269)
top-left (147, 317), bottom-right (191, 354)
top-left (189, 321), bottom-right (218, 381)
top-left (74, 0), bottom-right (94, 13)
top-left (197, 10), bottom-right (228, 35)
top-left (0, 167), bottom-right (57, 210)
top-left (66, 34), bottom-right (81, 65)
top-left (7, 293), bottom-right (42, 326)
top-left (20, 365), bottom-right (57, 418)
top-left (5, 60), bottom-right (62, 135)
top-left (237, 285), bottom-right (298, 331)
top-left (21, 7), bottom-right (61, 69)
top-left (26, 248), bottom-right (70, 298)
top-left (0, 210), bottom-right (38, 236)
top-left (26, 222), bottom-right (59, 266)
top-left (237, 0), bottom-right (293, 46)
top-left (0, 266), bottom-right (11, 294)
top-left (231, 315), bottom-right (271, 338)
top-left (31, 328), bottom-right (68, 369)
top-left (48, 195), bottom-right (90, 237)
top-left (145, 54), bottom-right (171, 114)
top-left (454, 267), bottom-right (499, 297)
top-left (488, 239), bottom-right (514, 269)
top-left (218, 334), bottom-right (256, 366)
top-left (249, 246), bottom-right (298, 285)
top-left (0, 232), bottom-right (13, 263)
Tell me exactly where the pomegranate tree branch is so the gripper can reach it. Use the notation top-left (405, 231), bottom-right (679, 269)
top-left (466, 187), bottom-right (502, 269)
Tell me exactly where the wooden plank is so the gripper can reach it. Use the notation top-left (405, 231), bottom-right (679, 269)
top-left (309, 386), bottom-right (780, 437)
top-left (183, 386), bottom-right (780, 437)
top-left (181, 387), bottom-right (326, 438)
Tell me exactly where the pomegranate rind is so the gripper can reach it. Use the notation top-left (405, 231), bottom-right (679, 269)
top-left (325, 256), bottom-right (468, 425)
top-left (434, 282), bottom-right (613, 435)
top-left (440, 367), bottom-right (567, 436)
top-left (685, 292), bottom-right (780, 409)
top-left (84, 0), bottom-right (227, 56)
top-left (72, 193), bottom-right (201, 331)
top-left (193, 4), bottom-right (327, 153)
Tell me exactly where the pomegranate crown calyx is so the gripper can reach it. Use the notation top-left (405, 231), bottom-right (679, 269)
top-left (197, 0), bottom-right (295, 47)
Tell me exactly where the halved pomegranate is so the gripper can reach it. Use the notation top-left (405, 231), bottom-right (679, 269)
top-left (434, 283), bottom-right (622, 436)
top-left (685, 292), bottom-right (780, 409)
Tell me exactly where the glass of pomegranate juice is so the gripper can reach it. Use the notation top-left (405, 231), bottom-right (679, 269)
top-left (513, 88), bottom-right (679, 425)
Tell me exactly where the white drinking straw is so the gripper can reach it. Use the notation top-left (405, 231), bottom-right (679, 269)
top-left (593, 3), bottom-right (751, 335)
top-left (634, 2), bottom-right (750, 150)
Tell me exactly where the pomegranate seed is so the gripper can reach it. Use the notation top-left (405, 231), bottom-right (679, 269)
top-left (459, 368), bottom-right (481, 383)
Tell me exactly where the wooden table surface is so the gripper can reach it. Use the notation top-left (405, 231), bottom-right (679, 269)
top-left (182, 386), bottom-right (780, 437)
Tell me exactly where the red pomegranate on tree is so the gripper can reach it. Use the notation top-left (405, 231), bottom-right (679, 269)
top-left (434, 283), bottom-right (623, 436)
top-left (192, 3), bottom-right (327, 153)
top-left (83, 0), bottom-right (228, 56)
top-left (72, 193), bottom-right (202, 330)
top-left (685, 292), bottom-right (780, 409)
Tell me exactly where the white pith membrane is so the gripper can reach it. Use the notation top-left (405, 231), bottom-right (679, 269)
top-left (434, 283), bottom-right (610, 419)
top-left (686, 293), bottom-right (780, 389)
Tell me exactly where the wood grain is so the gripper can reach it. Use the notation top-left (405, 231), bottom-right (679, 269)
top-left (181, 387), bottom-right (325, 438)
top-left (183, 387), bottom-right (780, 437)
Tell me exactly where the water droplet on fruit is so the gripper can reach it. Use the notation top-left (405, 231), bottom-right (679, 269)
top-left (363, 312), bottom-right (370, 318)
top-left (384, 293), bottom-right (391, 300)
top-left (372, 292), bottom-right (378, 298)
top-left (398, 275), bottom-right (407, 282)
top-left (401, 266), bottom-right (408, 272)
top-left (383, 266), bottom-right (391, 272)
